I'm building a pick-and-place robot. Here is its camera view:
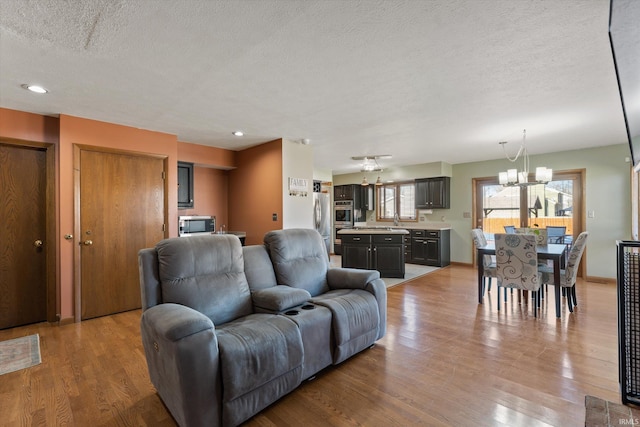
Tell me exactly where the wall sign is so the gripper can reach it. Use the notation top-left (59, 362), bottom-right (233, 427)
top-left (288, 177), bottom-right (308, 197)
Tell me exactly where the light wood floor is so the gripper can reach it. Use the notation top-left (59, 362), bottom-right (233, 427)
top-left (0, 265), bottom-right (619, 426)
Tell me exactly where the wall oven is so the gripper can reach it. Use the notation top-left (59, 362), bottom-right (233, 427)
top-left (179, 215), bottom-right (216, 237)
top-left (334, 201), bottom-right (354, 255)
top-left (334, 200), bottom-right (354, 226)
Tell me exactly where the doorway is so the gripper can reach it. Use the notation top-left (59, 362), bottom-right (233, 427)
top-left (75, 146), bottom-right (167, 320)
top-left (0, 139), bottom-right (56, 329)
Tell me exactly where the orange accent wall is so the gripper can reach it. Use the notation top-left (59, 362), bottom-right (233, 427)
top-left (179, 166), bottom-right (229, 230)
top-left (0, 108), bottom-right (59, 143)
top-left (0, 108), bottom-right (278, 322)
top-left (178, 141), bottom-right (236, 169)
top-left (229, 139), bottom-right (283, 244)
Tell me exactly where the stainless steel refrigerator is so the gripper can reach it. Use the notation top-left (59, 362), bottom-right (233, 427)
top-left (313, 181), bottom-right (331, 257)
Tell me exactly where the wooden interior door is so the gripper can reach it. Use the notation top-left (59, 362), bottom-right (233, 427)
top-left (79, 148), bottom-right (165, 320)
top-left (0, 143), bottom-right (47, 329)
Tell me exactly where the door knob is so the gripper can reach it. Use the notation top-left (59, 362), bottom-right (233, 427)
top-left (33, 240), bottom-right (43, 247)
top-left (83, 240), bottom-right (93, 246)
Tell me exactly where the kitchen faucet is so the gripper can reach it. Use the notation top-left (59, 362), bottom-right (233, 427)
top-left (393, 212), bottom-right (399, 226)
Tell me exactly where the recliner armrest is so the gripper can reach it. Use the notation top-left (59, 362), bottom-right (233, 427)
top-left (140, 303), bottom-right (221, 427)
top-left (326, 268), bottom-right (387, 340)
top-left (141, 303), bottom-right (214, 341)
top-left (326, 267), bottom-right (380, 290)
top-left (251, 286), bottom-right (311, 313)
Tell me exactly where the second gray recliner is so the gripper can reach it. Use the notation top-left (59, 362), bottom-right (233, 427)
top-left (264, 228), bottom-right (387, 364)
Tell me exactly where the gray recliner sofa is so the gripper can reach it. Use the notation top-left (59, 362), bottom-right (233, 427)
top-left (138, 229), bottom-right (386, 427)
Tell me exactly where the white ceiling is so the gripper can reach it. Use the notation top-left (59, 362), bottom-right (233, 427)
top-left (0, 0), bottom-right (631, 174)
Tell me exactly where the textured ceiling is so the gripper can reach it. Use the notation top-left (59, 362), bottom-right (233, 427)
top-left (0, 0), bottom-right (632, 174)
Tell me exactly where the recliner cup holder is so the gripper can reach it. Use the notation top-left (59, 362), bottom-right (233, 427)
top-left (301, 304), bottom-right (315, 310)
top-left (285, 310), bottom-right (299, 316)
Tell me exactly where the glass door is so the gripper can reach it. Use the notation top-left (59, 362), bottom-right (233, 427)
top-left (474, 170), bottom-right (583, 245)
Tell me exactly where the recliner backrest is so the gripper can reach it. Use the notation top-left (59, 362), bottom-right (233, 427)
top-left (242, 244), bottom-right (278, 291)
top-left (155, 234), bottom-right (253, 325)
top-left (263, 229), bottom-right (330, 297)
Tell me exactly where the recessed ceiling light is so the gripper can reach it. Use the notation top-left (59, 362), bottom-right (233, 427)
top-left (232, 131), bottom-right (244, 137)
top-left (21, 84), bottom-right (48, 94)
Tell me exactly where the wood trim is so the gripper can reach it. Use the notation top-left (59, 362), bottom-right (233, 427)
top-left (0, 137), bottom-right (58, 323)
top-left (585, 276), bottom-right (616, 284)
top-left (73, 145), bottom-right (81, 322)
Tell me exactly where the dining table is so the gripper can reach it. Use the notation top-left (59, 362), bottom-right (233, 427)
top-left (476, 242), bottom-right (568, 316)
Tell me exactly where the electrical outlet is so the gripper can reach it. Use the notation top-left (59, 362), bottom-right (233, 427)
top-left (463, 212), bottom-right (471, 218)
top-left (588, 210), bottom-right (595, 218)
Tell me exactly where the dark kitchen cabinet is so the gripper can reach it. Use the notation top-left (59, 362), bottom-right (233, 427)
top-left (334, 185), bottom-right (354, 200)
top-left (341, 234), bottom-right (371, 270)
top-left (178, 161), bottom-right (194, 208)
top-left (372, 234), bottom-right (405, 278)
top-left (403, 234), bottom-right (412, 262)
top-left (409, 229), bottom-right (450, 267)
top-left (415, 177), bottom-right (450, 209)
top-left (353, 184), bottom-right (375, 222)
top-left (341, 233), bottom-right (405, 278)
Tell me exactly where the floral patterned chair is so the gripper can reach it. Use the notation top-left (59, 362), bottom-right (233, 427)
top-left (495, 233), bottom-right (542, 317)
top-left (471, 229), bottom-right (496, 297)
top-left (539, 231), bottom-right (589, 317)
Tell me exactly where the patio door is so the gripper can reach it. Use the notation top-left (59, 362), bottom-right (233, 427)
top-left (473, 170), bottom-right (584, 243)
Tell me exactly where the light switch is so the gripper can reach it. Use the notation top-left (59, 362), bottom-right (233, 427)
top-left (272, 213), bottom-right (278, 221)
top-left (588, 210), bottom-right (595, 218)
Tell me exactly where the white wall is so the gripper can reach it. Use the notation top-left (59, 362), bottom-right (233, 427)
top-left (282, 139), bottom-right (314, 229)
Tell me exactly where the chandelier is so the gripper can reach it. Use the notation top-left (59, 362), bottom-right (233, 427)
top-left (498, 130), bottom-right (552, 187)
top-left (352, 155), bottom-right (390, 186)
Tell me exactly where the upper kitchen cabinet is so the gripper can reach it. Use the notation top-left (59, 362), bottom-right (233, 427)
top-left (415, 177), bottom-right (450, 209)
top-left (334, 184), bottom-right (354, 200)
top-left (353, 184), bottom-right (375, 222)
top-left (177, 161), bottom-right (194, 208)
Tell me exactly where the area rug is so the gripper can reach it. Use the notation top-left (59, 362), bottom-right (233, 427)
top-left (585, 395), bottom-right (640, 427)
top-left (0, 334), bottom-right (41, 375)
top-left (330, 255), bottom-right (439, 288)
top-left (382, 263), bottom-right (440, 288)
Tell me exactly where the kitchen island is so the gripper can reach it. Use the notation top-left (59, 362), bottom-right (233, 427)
top-left (338, 228), bottom-right (409, 278)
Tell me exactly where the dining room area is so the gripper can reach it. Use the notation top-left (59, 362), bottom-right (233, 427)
top-left (472, 225), bottom-right (588, 319)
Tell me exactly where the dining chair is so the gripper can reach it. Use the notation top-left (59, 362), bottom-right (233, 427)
top-left (515, 227), bottom-right (548, 246)
top-left (546, 226), bottom-right (567, 244)
top-left (495, 233), bottom-right (542, 317)
top-left (539, 231), bottom-right (589, 317)
top-left (471, 229), bottom-right (496, 297)
top-left (504, 225), bottom-right (516, 234)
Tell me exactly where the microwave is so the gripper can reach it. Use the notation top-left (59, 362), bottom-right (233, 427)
top-left (179, 215), bottom-right (216, 237)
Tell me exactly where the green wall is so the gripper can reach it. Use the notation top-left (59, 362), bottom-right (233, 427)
top-left (451, 144), bottom-right (630, 279)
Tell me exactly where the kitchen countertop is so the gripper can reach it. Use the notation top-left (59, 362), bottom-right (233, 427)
top-left (227, 231), bottom-right (246, 238)
top-left (352, 223), bottom-right (452, 231)
top-left (338, 228), bottom-right (409, 235)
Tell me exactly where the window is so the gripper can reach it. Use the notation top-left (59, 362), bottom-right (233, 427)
top-left (377, 181), bottom-right (417, 221)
